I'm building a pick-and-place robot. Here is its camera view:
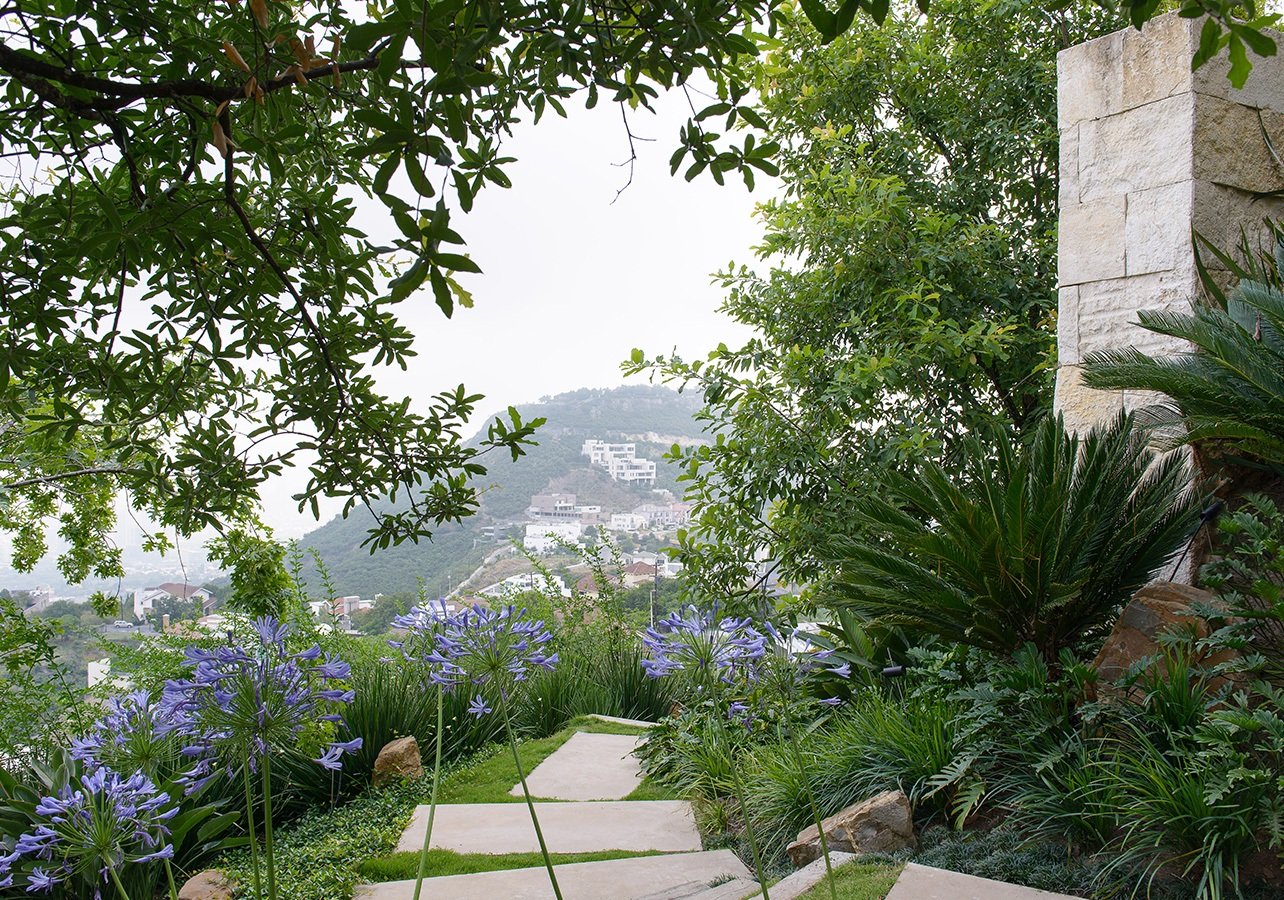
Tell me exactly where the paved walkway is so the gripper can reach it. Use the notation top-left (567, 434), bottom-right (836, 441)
top-left (510, 731), bottom-right (644, 800)
top-left (358, 723), bottom-right (1085, 900)
top-left (395, 799), bottom-right (701, 855)
top-left (886, 864), bottom-right (1084, 899)
top-left (355, 849), bottom-right (753, 900)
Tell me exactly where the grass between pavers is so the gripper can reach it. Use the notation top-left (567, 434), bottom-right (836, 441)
top-left (357, 848), bottom-right (666, 880)
top-left (217, 716), bottom-right (665, 898)
top-left (436, 714), bottom-right (677, 804)
top-left (783, 861), bottom-right (904, 900)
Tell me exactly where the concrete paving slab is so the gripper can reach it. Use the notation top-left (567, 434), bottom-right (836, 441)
top-left (887, 864), bottom-right (1085, 900)
top-left (636, 876), bottom-right (760, 900)
top-left (511, 731), bottom-right (644, 800)
top-left (588, 713), bottom-right (657, 729)
top-left (395, 800), bottom-right (702, 855)
top-left (355, 849), bottom-right (753, 900)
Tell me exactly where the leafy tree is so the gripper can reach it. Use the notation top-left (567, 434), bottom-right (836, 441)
top-left (826, 414), bottom-right (1205, 664)
top-left (631, 0), bottom-right (1121, 599)
top-left (0, 0), bottom-right (781, 576)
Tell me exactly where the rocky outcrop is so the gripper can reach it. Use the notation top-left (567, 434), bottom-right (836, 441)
top-left (178, 870), bottom-right (234, 900)
top-left (786, 790), bottom-right (915, 868)
top-left (1091, 582), bottom-right (1223, 685)
top-left (373, 735), bottom-right (423, 788)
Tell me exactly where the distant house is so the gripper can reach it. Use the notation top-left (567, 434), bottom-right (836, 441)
top-left (581, 440), bottom-right (657, 485)
top-left (156, 582), bottom-right (215, 614)
top-left (632, 502), bottom-right (691, 529)
top-left (608, 513), bottom-right (647, 532)
top-left (478, 572), bottom-right (569, 599)
top-left (523, 522), bottom-right (583, 554)
top-left (622, 562), bottom-right (659, 588)
top-left (330, 595), bottom-right (372, 618)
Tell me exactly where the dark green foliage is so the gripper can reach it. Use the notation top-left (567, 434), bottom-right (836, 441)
top-left (1084, 229), bottom-right (1284, 471)
top-left (1201, 494), bottom-right (1284, 681)
top-left (632, 0), bottom-right (1123, 599)
top-left (826, 414), bottom-right (1205, 663)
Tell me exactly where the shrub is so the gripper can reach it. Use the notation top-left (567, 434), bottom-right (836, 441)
top-left (826, 413), bottom-right (1205, 664)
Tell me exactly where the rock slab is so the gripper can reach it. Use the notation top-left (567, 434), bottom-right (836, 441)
top-left (510, 731), bottom-right (644, 801)
top-left (355, 848), bottom-right (752, 900)
top-left (178, 870), bottom-right (234, 900)
top-left (886, 863), bottom-right (1082, 899)
top-left (396, 800), bottom-right (702, 855)
top-left (373, 735), bottom-right (424, 788)
top-left (786, 790), bottom-right (915, 868)
top-left (1091, 582), bottom-right (1222, 684)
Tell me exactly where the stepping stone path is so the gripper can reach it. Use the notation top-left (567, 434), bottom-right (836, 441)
top-left (509, 732), bottom-right (645, 801)
top-left (356, 722), bottom-right (1084, 900)
top-left (356, 723), bottom-right (752, 900)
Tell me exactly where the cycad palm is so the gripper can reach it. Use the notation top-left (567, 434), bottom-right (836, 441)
top-left (1082, 269), bottom-right (1284, 469)
top-left (825, 414), bottom-right (1204, 663)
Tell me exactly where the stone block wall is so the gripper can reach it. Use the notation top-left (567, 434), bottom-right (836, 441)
top-left (1055, 12), bottom-right (1284, 432)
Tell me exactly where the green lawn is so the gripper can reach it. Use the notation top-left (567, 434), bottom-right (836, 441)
top-left (786, 861), bottom-right (904, 900)
top-left (358, 848), bottom-right (666, 880)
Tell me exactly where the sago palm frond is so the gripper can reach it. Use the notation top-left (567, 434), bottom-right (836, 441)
top-left (1083, 245), bottom-right (1284, 470)
top-left (824, 414), bottom-right (1206, 662)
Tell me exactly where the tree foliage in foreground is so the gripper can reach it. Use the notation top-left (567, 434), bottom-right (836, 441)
top-left (631, 0), bottom-right (1122, 599)
top-left (0, 0), bottom-right (1269, 583)
top-left (0, 0), bottom-right (782, 577)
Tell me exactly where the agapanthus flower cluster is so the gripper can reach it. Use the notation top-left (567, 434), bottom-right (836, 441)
top-left (70, 689), bottom-right (187, 778)
top-left (158, 616), bottom-right (361, 790)
top-left (393, 604), bottom-right (558, 712)
top-left (754, 622), bottom-right (850, 712)
top-left (445, 605), bottom-right (558, 697)
top-left (389, 601), bottom-right (467, 689)
top-left (642, 606), bottom-right (767, 686)
top-left (0, 768), bottom-right (177, 896)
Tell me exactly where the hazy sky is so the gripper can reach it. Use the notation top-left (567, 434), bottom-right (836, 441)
top-left (247, 89), bottom-right (772, 537)
top-left (235, 89), bottom-right (774, 543)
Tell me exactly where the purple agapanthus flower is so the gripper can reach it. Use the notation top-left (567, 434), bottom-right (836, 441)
top-left (641, 606), bottom-right (767, 686)
top-left (0, 768), bottom-right (177, 896)
top-left (394, 603), bottom-right (556, 717)
top-left (157, 616), bottom-right (360, 791)
top-left (70, 689), bottom-right (187, 778)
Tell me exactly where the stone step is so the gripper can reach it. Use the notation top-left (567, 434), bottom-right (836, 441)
top-left (886, 864), bottom-right (1085, 900)
top-left (635, 875), bottom-right (760, 900)
top-left (510, 731), bottom-right (645, 801)
top-left (354, 849), bottom-right (753, 900)
top-left (587, 713), bottom-right (657, 729)
top-left (741, 852), bottom-right (857, 900)
top-left (396, 800), bottom-right (702, 855)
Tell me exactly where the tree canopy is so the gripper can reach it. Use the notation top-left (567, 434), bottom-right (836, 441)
top-left (630, 0), bottom-right (1123, 600)
top-left (0, 0), bottom-right (784, 577)
top-left (0, 0), bottom-right (1271, 582)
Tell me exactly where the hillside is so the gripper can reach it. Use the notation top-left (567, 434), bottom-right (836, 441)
top-left (297, 385), bottom-right (707, 597)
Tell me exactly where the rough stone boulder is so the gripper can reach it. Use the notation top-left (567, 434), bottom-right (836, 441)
top-left (178, 870), bottom-right (234, 900)
top-left (1091, 582), bottom-right (1226, 686)
top-left (373, 735), bottom-right (423, 788)
top-left (786, 789), bottom-right (915, 868)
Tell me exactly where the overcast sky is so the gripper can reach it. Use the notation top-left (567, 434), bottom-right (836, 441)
top-left (242, 89), bottom-right (772, 538)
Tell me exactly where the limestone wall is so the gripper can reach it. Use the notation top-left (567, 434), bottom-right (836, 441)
top-left (1055, 12), bottom-right (1284, 432)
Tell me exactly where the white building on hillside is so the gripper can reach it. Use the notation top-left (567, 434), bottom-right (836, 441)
top-left (523, 522), bottom-right (583, 554)
top-left (580, 440), bottom-right (657, 485)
